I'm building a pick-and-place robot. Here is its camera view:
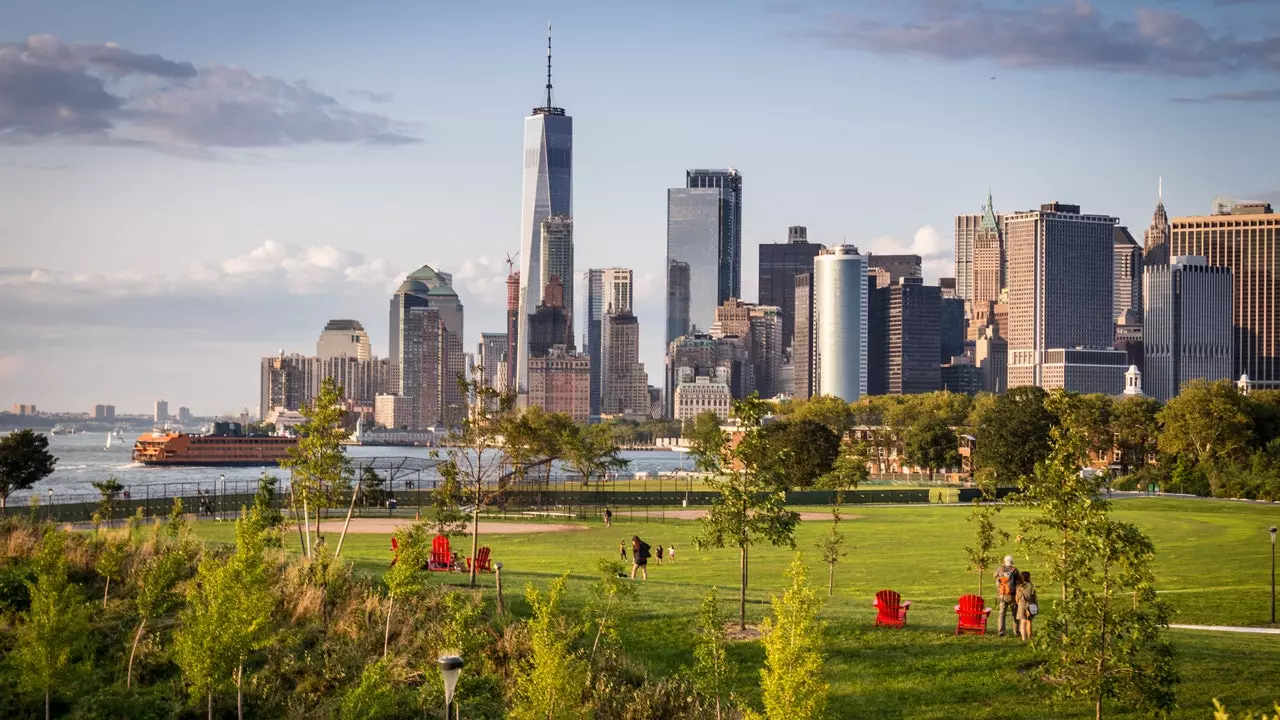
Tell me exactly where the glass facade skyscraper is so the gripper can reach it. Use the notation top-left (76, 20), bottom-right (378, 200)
top-left (758, 225), bottom-right (824, 348)
top-left (665, 169), bottom-right (742, 344)
top-left (813, 246), bottom-right (868, 402)
top-left (515, 31), bottom-right (572, 397)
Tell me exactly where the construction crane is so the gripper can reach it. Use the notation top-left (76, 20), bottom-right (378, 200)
top-left (505, 250), bottom-right (520, 276)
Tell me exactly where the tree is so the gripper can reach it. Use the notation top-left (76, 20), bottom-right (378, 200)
top-left (359, 467), bottom-right (388, 508)
top-left (695, 395), bottom-right (801, 630)
top-left (963, 500), bottom-right (1008, 598)
top-left (752, 555), bottom-right (827, 720)
top-left (91, 477), bottom-right (125, 526)
top-left (1057, 393), bottom-right (1115, 459)
top-left (94, 535), bottom-right (129, 607)
top-left (689, 586), bottom-right (736, 720)
top-left (381, 521), bottom-right (431, 658)
top-left (280, 376), bottom-right (349, 559)
top-left (815, 505), bottom-right (847, 597)
top-left (974, 386), bottom-right (1053, 484)
top-left (684, 410), bottom-right (725, 470)
top-left (510, 574), bottom-right (590, 720)
top-left (784, 394), bottom-right (856, 439)
top-left (127, 538), bottom-right (187, 689)
top-left (0, 429), bottom-right (57, 510)
top-left (1038, 519), bottom-right (1178, 719)
top-left (814, 438), bottom-right (868, 597)
top-left (426, 470), bottom-right (470, 538)
top-left (902, 414), bottom-right (961, 482)
top-left (440, 375), bottom-right (517, 589)
top-left (174, 508), bottom-right (277, 720)
top-left (562, 422), bottom-right (630, 486)
top-left (15, 531), bottom-right (88, 720)
top-left (584, 559), bottom-right (636, 666)
top-left (1112, 396), bottom-right (1161, 475)
top-left (1157, 379), bottom-right (1254, 471)
top-left (244, 474), bottom-right (284, 549)
top-left (756, 419), bottom-right (840, 489)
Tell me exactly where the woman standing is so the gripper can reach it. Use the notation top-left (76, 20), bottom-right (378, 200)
top-left (1016, 570), bottom-right (1037, 642)
top-left (630, 536), bottom-right (650, 580)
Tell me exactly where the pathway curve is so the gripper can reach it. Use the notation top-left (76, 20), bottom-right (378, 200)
top-left (1169, 624), bottom-right (1280, 635)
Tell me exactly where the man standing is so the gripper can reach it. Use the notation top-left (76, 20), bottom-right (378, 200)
top-left (994, 555), bottom-right (1020, 637)
top-left (604, 507), bottom-right (613, 527)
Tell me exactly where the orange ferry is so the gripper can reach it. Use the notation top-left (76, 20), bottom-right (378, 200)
top-left (132, 431), bottom-right (297, 467)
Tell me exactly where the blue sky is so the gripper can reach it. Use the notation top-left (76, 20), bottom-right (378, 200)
top-left (2, 0), bottom-right (1279, 414)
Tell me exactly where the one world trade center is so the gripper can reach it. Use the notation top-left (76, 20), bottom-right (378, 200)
top-left (515, 25), bottom-right (572, 398)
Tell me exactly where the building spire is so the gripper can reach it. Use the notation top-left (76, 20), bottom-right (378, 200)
top-left (545, 22), bottom-right (553, 109)
top-left (1158, 175), bottom-right (1163, 202)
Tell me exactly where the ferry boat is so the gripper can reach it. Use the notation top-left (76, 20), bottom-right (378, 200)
top-left (132, 422), bottom-right (297, 467)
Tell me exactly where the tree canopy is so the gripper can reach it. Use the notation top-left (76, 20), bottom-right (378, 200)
top-left (0, 429), bottom-right (57, 509)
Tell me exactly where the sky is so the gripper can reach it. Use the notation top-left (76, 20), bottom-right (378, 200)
top-left (2, 0), bottom-right (1279, 415)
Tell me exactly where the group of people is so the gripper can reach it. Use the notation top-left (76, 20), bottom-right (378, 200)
top-left (994, 555), bottom-right (1037, 641)
top-left (195, 489), bottom-right (216, 516)
top-left (621, 535), bottom-right (674, 579)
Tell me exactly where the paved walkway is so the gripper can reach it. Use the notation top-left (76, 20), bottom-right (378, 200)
top-left (1169, 624), bottom-right (1280, 635)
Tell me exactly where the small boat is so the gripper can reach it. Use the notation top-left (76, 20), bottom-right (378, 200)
top-left (113, 428), bottom-right (124, 440)
top-left (104, 432), bottom-right (113, 451)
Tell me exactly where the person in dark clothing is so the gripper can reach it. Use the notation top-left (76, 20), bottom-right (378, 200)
top-left (994, 555), bottom-right (1020, 636)
top-left (630, 535), bottom-right (650, 580)
top-left (619, 540), bottom-right (627, 561)
top-left (604, 508), bottom-right (613, 527)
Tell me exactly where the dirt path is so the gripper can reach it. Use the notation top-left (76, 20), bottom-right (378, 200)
top-left (315, 518), bottom-right (588, 535)
top-left (647, 509), bottom-right (862, 521)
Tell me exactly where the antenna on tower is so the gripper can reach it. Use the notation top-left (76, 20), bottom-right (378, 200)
top-left (545, 22), bottom-right (553, 109)
top-left (1158, 175), bottom-right (1163, 201)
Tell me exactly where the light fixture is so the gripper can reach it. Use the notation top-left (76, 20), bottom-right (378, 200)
top-left (438, 654), bottom-right (464, 715)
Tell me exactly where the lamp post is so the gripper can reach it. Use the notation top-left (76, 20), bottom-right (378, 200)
top-left (438, 654), bottom-right (464, 719)
top-left (1270, 526), bottom-right (1277, 625)
top-left (218, 474), bottom-right (226, 521)
top-left (47, 488), bottom-right (53, 523)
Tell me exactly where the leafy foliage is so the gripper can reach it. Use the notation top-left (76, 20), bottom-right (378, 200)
top-left (1157, 379), bottom-right (1254, 471)
top-left (963, 499), bottom-right (1008, 598)
top-left (563, 422), bottom-right (630, 485)
top-left (974, 386), bottom-right (1053, 484)
top-left (902, 413), bottom-right (961, 481)
top-left (90, 476), bottom-right (125, 526)
top-left (0, 429), bottom-right (57, 509)
top-left (510, 574), bottom-right (590, 720)
top-left (751, 555), bottom-right (827, 720)
top-left (688, 586), bottom-right (736, 720)
top-left (280, 376), bottom-right (350, 558)
top-left (13, 531), bottom-right (88, 718)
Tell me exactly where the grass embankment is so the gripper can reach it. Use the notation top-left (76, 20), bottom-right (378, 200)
top-left (195, 498), bottom-right (1280, 719)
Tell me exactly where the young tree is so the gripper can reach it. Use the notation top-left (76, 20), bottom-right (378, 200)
top-left (696, 395), bottom-right (801, 630)
top-left (974, 386), bottom-right (1054, 484)
top-left (752, 555), bottom-right (828, 720)
top-left (814, 438), bottom-right (868, 597)
top-left (963, 499), bottom-right (1009, 598)
top-left (359, 467), bottom-right (388, 508)
top-left (0, 429), bottom-right (57, 510)
top-left (815, 505), bottom-right (847, 598)
top-left (174, 509), bottom-right (277, 720)
top-left (562, 422), bottom-right (630, 486)
top-left (426, 470), bottom-right (470, 539)
top-left (510, 574), bottom-right (590, 720)
top-left (91, 477), bottom-right (125, 527)
top-left (280, 377), bottom-right (349, 558)
top-left (785, 394), bottom-right (857, 439)
top-left (1039, 519), bottom-right (1178, 719)
top-left (94, 535), bottom-right (129, 607)
top-left (381, 521), bottom-right (432, 658)
top-left (127, 540), bottom-right (187, 688)
top-left (689, 586), bottom-right (736, 720)
top-left (584, 558), bottom-right (637, 666)
top-left (441, 375), bottom-right (518, 589)
top-left (15, 531), bottom-right (88, 720)
top-left (902, 414), bottom-right (961, 482)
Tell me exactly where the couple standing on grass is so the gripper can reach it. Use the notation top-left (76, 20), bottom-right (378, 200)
top-left (995, 555), bottom-right (1037, 641)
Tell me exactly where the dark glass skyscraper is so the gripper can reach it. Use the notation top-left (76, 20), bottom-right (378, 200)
top-left (758, 225), bottom-right (824, 348)
top-left (665, 169), bottom-right (742, 343)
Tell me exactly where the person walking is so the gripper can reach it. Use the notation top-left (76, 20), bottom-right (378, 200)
top-left (994, 555), bottom-right (1020, 637)
top-left (604, 508), bottom-right (613, 527)
top-left (668, 544), bottom-right (676, 563)
top-left (656, 544), bottom-right (664, 565)
top-left (1016, 570), bottom-right (1038, 642)
top-left (630, 535), bottom-right (650, 580)
top-left (619, 540), bottom-right (627, 561)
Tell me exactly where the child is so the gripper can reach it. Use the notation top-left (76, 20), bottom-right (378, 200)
top-left (619, 540), bottom-right (627, 561)
top-left (668, 544), bottom-right (675, 563)
top-left (656, 544), bottom-right (664, 565)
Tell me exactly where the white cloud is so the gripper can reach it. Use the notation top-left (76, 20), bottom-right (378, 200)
top-left (865, 224), bottom-right (954, 282)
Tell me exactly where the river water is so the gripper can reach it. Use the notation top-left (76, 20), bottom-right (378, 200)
top-left (15, 432), bottom-right (692, 503)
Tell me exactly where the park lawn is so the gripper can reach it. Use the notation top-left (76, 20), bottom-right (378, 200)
top-left (193, 498), bottom-right (1280, 718)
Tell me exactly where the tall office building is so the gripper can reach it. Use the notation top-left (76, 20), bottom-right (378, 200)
top-left (940, 297), bottom-right (966, 363)
top-left (865, 254), bottom-right (923, 285)
top-left (813, 246), bottom-right (868, 402)
top-left (879, 278), bottom-right (942, 395)
top-left (177, 407), bottom-right (192, 424)
top-left (506, 271), bottom-right (520, 391)
top-left (955, 192), bottom-right (1005, 302)
top-left (1143, 181), bottom-right (1171, 267)
top-left (389, 266), bottom-right (465, 428)
top-left (528, 276), bottom-right (572, 357)
top-left (975, 326), bottom-right (1008, 393)
top-left (1007, 203), bottom-right (1126, 393)
top-left (1113, 227), bottom-right (1143, 323)
top-left (1143, 256), bottom-right (1234, 401)
top-left (154, 399), bottom-right (169, 424)
top-left (478, 333), bottom-right (508, 391)
top-left (586, 268), bottom-right (633, 416)
top-left (758, 225), bottom-right (824, 348)
top-left (527, 346), bottom-right (591, 422)
top-left (317, 319), bottom-right (372, 361)
top-left (92, 404), bottom-right (115, 421)
top-left (793, 272), bottom-right (815, 399)
top-left (259, 352), bottom-right (319, 419)
top-left (1169, 201), bottom-right (1278, 387)
top-left (516, 27), bottom-right (573, 397)
top-left (749, 305), bottom-right (784, 398)
top-left (666, 169), bottom-right (743, 343)
top-left (712, 297), bottom-right (753, 339)
top-left (539, 214), bottom-right (574, 337)
top-left (600, 310), bottom-right (649, 415)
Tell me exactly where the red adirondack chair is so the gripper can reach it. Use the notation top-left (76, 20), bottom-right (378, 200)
top-left (428, 534), bottom-right (452, 571)
top-left (954, 594), bottom-right (993, 635)
top-left (873, 589), bottom-right (911, 628)
top-left (467, 546), bottom-right (493, 573)
top-left (389, 536), bottom-right (400, 566)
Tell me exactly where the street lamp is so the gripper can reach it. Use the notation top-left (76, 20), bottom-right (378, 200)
top-left (438, 654), bottom-right (464, 719)
top-left (218, 474), bottom-right (226, 521)
top-left (1270, 526), bottom-right (1277, 625)
top-left (47, 488), bottom-right (53, 522)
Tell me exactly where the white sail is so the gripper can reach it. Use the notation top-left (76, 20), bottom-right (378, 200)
top-left (105, 432), bottom-right (113, 450)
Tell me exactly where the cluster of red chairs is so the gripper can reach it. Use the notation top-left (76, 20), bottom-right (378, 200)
top-left (389, 534), bottom-right (493, 573)
top-left (872, 589), bottom-right (994, 635)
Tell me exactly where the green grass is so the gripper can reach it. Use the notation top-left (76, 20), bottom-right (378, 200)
top-left (194, 498), bottom-right (1280, 718)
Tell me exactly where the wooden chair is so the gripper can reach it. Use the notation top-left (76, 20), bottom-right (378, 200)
top-left (954, 594), bottom-right (992, 635)
top-left (428, 534), bottom-right (452, 572)
top-left (873, 589), bottom-right (912, 628)
top-left (389, 536), bottom-right (399, 567)
top-left (467, 546), bottom-right (493, 573)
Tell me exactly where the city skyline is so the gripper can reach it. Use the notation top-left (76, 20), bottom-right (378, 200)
top-left (3, 2), bottom-right (1280, 412)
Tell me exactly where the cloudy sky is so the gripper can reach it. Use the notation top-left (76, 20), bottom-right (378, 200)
top-left (2, 0), bottom-right (1279, 415)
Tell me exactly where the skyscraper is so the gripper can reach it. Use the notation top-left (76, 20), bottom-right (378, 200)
top-left (478, 333), bottom-right (508, 391)
top-left (528, 346), bottom-right (591, 422)
top-left (516, 26), bottom-right (572, 397)
top-left (1143, 256), bottom-right (1233, 401)
top-left (1143, 181), bottom-right (1171, 267)
top-left (879, 278), bottom-right (942, 395)
top-left (793, 272), bottom-right (815, 399)
top-left (601, 310), bottom-right (649, 416)
top-left (389, 266), bottom-right (465, 428)
top-left (865, 254), bottom-right (923, 285)
top-left (154, 399), bottom-right (168, 424)
top-left (539, 214), bottom-right (574, 341)
top-left (1113, 227), bottom-right (1143, 324)
top-left (586, 268), bottom-right (634, 416)
top-left (758, 225), bottom-right (824, 348)
top-left (506, 271), bottom-right (520, 391)
top-left (1006, 203), bottom-right (1125, 393)
top-left (317, 319), bottom-right (371, 361)
top-left (813, 246), bottom-right (868, 402)
top-left (666, 169), bottom-right (743, 343)
top-left (971, 190), bottom-right (1005, 309)
top-left (1169, 201), bottom-right (1278, 387)
top-left (749, 305), bottom-right (783, 398)
top-left (259, 352), bottom-right (318, 419)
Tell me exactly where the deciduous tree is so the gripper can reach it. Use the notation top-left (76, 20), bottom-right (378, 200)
top-left (510, 574), bottom-right (589, 720)
top-left (1157, 379), bottom-right (1253, 470)
top-left (0, 429), bottom-right (57, 510)
top-left (1112, 396), bottom-right (1161, 475)
top-left (562, 422), bottom-right (630, 486)
top-left (974, 386), bottom-right (1053, 485)
top-left (15, 531), bottom-right (88, 720)
top-left (752, 555), bottom-right (827, 720)
top-left (280, 377), bottom-right (349, 558)
top-left (689, 586), bottom-right (736, 720)
top-left (902, 414), bottom-right (960, 482)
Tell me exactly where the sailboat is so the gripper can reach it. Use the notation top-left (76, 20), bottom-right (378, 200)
top-left (104, 432), bottom-right (113, 451)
